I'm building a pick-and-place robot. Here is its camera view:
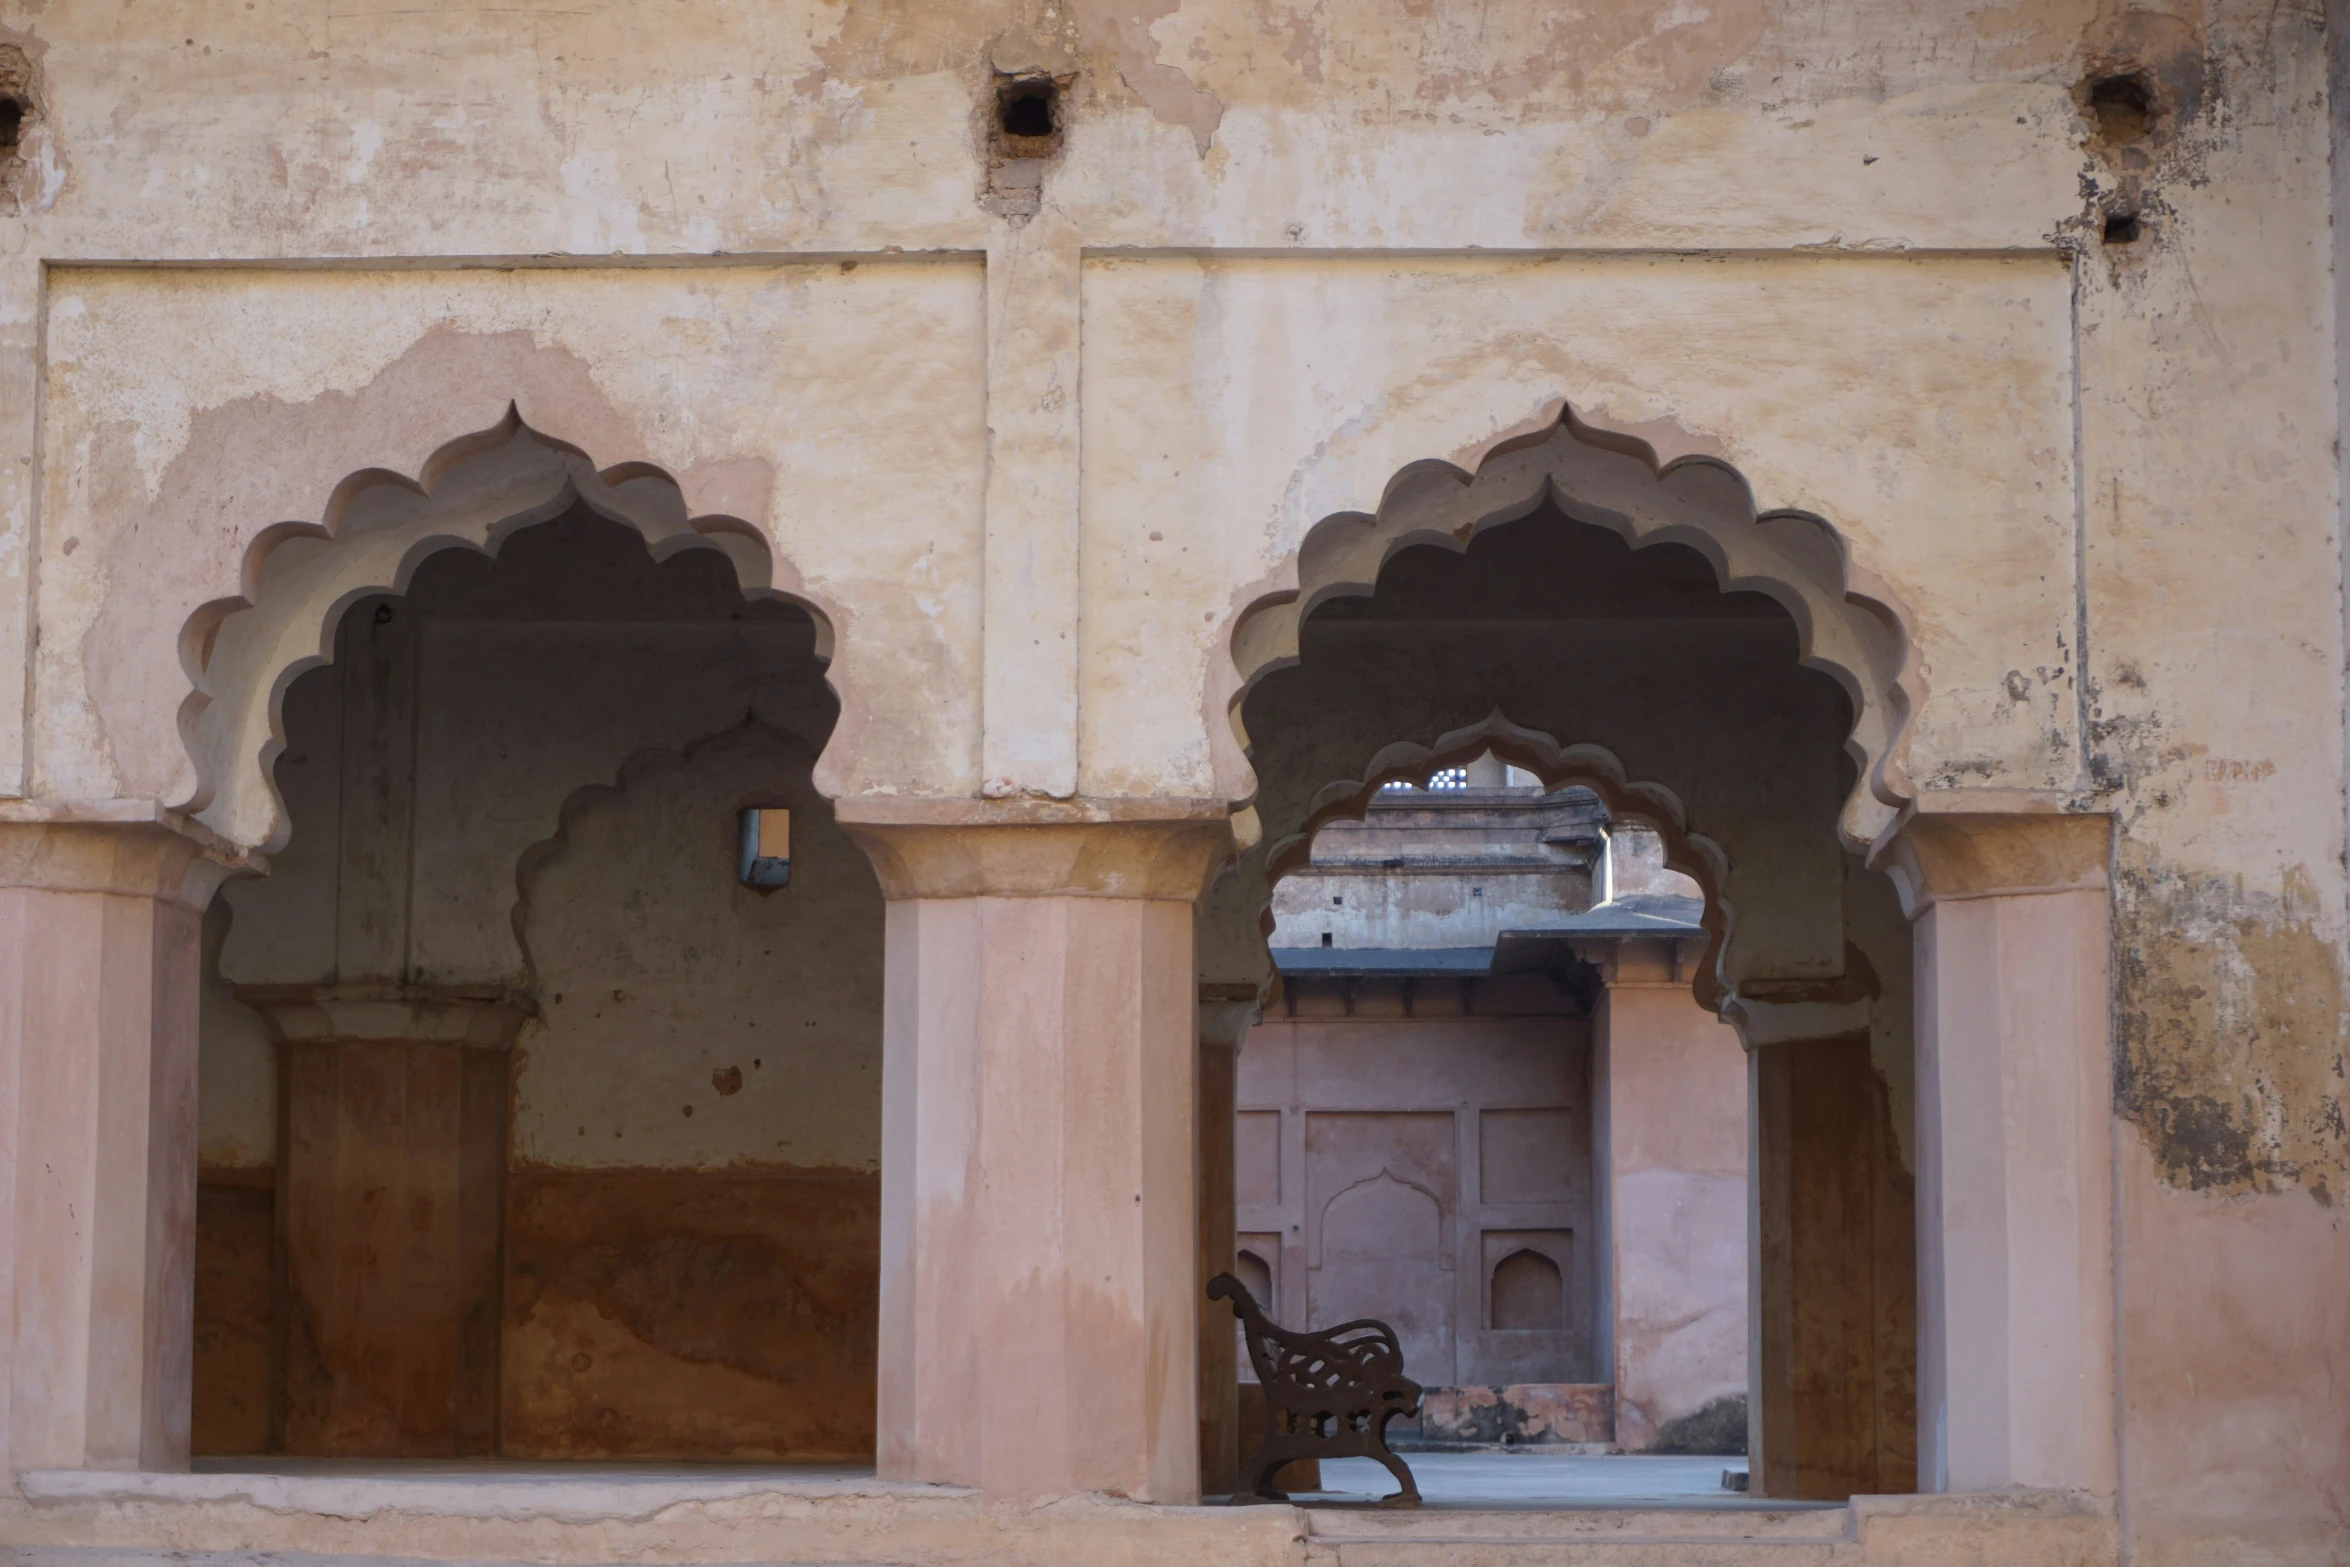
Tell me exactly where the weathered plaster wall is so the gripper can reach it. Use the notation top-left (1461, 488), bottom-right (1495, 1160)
top-left (505, 719), bottom-right (884, 1458)
top-left (512, 723), bottom-right (883, 1173)
top-left (1078, 252), bottom-right (2076, 803)
top-left (501, 720), bottom-right (885, 1456)
top-left (33, 262), bottom-right (986, 813)
top-left (3, 0), bottom-right (2343, 1552)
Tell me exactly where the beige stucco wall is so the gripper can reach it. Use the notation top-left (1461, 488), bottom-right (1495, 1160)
top-left (30, 262), bottom-right (987, 821)
top-left (1078, 251), bottom-right (2077, 801)
top-left (1, 0), bottom-right (2344, 1556)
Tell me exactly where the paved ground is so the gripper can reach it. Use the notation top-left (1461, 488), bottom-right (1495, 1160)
top-left (1294, 1452), bottom-right (1788, 1509)
top-left (176, 1453), bottom-right (1796, 1514)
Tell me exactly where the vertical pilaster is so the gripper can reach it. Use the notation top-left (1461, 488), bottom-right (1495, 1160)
top-left (241, 990), bottom-right (521, 1457)
top-left (0, 253), bottom-right (38, 799)
top-left (980, 217), bottom-right (1083, 799)
top-left (850, 815), bottom-right (1228, 1502)
top-left (1195, 992), bottom-right (1254, 1497)
top-left (333, 602), bottom-right (420, 980)
top-left (0, 817), bottom-right (238, 1477)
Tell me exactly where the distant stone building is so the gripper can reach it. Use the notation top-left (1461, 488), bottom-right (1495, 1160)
top-left (1241, 758), bottom-right (1745, 1453)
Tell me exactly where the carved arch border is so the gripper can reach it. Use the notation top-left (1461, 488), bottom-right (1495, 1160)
top-left (175, 408), bottom-right (839, 856)
top-left (1265, 713), bottom-right (1739, 1010)
top-left (1227, 406), bottom-right (1924, 856)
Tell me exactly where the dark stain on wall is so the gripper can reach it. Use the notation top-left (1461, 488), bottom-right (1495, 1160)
top-left (2115, 850), bottom-right (2348, 1201)
top-left (502, 1165), bottom-right (880, 1458)
top-left (2088, 660), bottom-right (2349, 1201)
top-left (1647, 1393), bottom-right (1749, 1457)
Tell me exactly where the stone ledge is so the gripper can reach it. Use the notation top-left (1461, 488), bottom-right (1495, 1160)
top-left (16, 1464), bottom-right (967, 1522)
top-left (4, 1470), bottom-right (1300, 1567)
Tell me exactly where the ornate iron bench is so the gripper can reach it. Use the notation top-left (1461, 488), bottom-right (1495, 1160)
top-left (1207, 1271), bottom-right (1423, 1506)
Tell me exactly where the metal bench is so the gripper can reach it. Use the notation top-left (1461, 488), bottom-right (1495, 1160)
top-left (1207, 1271), bottom-right (1423, 1506)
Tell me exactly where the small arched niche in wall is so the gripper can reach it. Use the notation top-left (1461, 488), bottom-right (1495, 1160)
top-left (1490, 1244), bottom-right (1567, 1331)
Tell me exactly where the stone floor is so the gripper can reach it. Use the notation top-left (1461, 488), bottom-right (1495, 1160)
top-left (157, 1452), bottom-right (1773, 1511)
top-left (8, 1460), bottom-right (2107, 1566)
top-left (1286, 1452), bottom-right (1779, 1509)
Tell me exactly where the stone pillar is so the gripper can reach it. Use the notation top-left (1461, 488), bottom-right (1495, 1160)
top-left (847, 815), bottom-right (1230, 1503)
top-left (238, 986), bottom-right (523, 1457)
top-left (0, 817), bottom-right (239, 1476)
top-left (1195, 989), bottom-right (1256, 1498)
top-left (1592, 940), bottom-right (1749, 1455)
top-left (1874, 805), bottom-right (2115, 1497)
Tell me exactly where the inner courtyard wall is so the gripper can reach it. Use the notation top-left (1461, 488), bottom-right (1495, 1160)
top-left (0, 0), bottom-right (2343, 1558)
top-left (1236, 988), bottom-right (1602, 1391)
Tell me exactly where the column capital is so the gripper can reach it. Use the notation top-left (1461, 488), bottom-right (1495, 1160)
top-left (1196, 992), bottom-right (1260, 1052)
top-left (1868, 793), bottom-right (2110, 917)
top-left (0, 803), bottom-right (255, 908)
top-left (837, 806), bottom-right (1234, 901)
top-left (234, 983), bottom-right (533, 1050)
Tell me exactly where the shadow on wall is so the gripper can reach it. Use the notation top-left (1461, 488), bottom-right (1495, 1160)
top-left (1647, 1395), bottom-right (1750, 1456)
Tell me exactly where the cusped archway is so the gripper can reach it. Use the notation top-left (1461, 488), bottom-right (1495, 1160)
top-left (1228, 407), bottom-right (1919, 857)
top-left (178, 408), bottom-right (836, 856)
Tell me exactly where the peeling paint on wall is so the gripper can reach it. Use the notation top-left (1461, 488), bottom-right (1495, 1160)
top-left (2116, 850), bottom-right (2348, 1199)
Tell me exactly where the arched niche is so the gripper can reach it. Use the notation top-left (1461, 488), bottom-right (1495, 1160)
top-left (177, 408), bottom-right (838, 856)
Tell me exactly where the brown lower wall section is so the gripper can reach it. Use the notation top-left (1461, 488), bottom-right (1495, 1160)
top-left (502, 1164), bottom-right (880, 1460)
top-left (193, 1172), bottom-right (277, 1456)
top-left (194, 1164), bottom-right (880, 1459)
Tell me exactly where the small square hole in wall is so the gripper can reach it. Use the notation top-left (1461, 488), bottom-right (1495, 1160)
top-left (738, 807), bottom-right (791, 890)
top-left (2103, 209), bottom-right (2142, 244)
top-left (997, 77), bottom-right (1058, 147)
top-left (0, 42), bottom-right (31, 160)
top-left (2088, 72), bottom-right (2154, 142)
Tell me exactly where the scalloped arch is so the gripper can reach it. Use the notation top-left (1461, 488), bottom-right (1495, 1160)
top-left (1228, 406), bottom-right (1922, 854)
top-left (1264, 712), bottom-right (1740, 1011)
top-left (176, 407), bottom-right (836, 855)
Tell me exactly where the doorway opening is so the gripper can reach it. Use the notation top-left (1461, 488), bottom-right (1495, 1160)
top-left (190, 497), bottom-right (884, 1462)
top-left (1209, 482), bottom-right (1917, 1507)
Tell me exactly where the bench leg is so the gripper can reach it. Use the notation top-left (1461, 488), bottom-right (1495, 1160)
top-left (1371, 1418), bottom-right (1423, 1507)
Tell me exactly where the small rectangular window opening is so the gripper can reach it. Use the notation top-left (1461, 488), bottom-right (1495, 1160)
top-left (738, 807), bottom-right (792, 890)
